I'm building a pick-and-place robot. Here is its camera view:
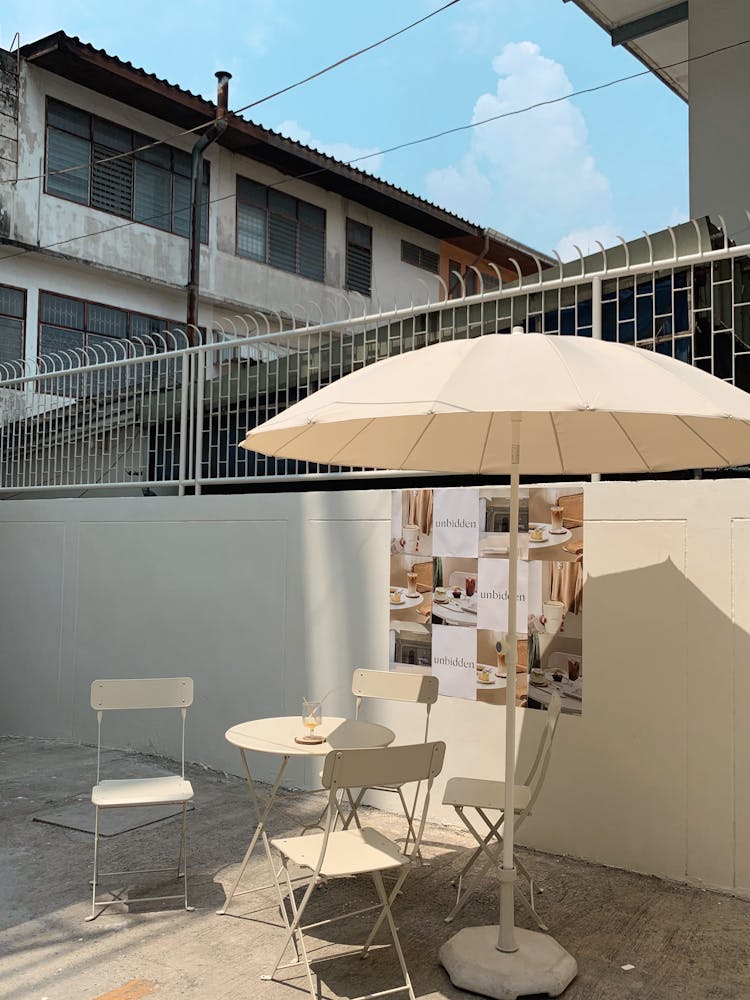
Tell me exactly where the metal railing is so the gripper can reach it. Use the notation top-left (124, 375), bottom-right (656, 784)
top-left (2, 215), bottom-right (750, 494)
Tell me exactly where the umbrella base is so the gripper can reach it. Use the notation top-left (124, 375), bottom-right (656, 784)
top-left (439, 925), bottom-right (577, 999)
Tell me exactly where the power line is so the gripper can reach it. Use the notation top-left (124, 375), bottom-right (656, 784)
top-left (2, 0), bottom-right (461, 188)
top-left (1, 35), bottom-right (747, 266)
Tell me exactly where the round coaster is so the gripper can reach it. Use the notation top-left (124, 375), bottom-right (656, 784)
top-left (294, 734), bottom-right (325, 745)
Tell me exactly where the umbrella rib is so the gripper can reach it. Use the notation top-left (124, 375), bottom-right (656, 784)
top-left (477, 413), bottom-right (494, 475)
top-left (676, 415), bottom-right (731, 466)
top-left (548, 413), bottom-right (565, 475)
top-left (401, 414), bottom-right (439, 469)
top-left (610, 413), bottom-right (652, 472)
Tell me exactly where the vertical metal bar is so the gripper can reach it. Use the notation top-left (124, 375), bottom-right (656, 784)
top-left (194, 349), bottom-right (205, 495)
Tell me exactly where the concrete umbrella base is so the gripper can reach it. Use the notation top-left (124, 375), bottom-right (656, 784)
top-left (439, 926), bottom-right (577, 1000)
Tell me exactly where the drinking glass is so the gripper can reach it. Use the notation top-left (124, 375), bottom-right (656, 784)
top-left (301, 699), bottom-right (322, 742)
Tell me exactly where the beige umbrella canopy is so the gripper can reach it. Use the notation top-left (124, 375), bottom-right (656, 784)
top-left (241, 331), bottom-right (750, 999)
top-left (241, 333), bottom-right (750, 475)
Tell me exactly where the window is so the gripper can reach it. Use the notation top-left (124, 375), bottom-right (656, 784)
top-left (38, 291), bottom-right (176, 356)
top-left (346, 219), bottom-right (372, 296)
top-left (45, 99), bottom-right (209, 241)
top-left (401, 240), bottom-right (439, 274)
top-left (236, 177), bottom-right (325, 281)
top-left (0, 284), bottom-right (25, 364)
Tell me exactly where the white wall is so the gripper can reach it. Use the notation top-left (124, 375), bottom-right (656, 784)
top-left (689, 0), bottom-right (750, 239)
top-left (1, 480), bottom-right (749, 897)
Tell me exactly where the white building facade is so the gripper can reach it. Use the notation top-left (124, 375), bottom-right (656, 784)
top-left (0, 33), bottom-right (546, 377)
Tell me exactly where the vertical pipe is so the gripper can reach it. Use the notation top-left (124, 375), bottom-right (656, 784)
top-left (497, 412), bottom-right (521, 954)
top-left (187, 71), bottom-right (231, 340)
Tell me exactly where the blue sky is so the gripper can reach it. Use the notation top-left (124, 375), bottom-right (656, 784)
top-left (1, 0), bottom-right (688, 259)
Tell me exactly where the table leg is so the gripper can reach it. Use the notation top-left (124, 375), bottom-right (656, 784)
top-left (217, 750), bottom-right (290, 915)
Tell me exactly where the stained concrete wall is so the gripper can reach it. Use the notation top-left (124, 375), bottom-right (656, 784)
top-left (1, 480), bottom-right (749, 897)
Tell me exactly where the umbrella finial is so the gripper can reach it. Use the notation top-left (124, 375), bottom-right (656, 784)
top-left (511, 325), bottom-right (525, 336)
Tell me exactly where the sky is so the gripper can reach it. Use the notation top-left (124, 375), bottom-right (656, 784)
top-left (0, 0), bottom-right (689, 260)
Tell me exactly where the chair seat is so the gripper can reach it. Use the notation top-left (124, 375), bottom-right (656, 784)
top-left (92, 775), bottom-right (194, 808)
top-left (272, 827), bottom-right (409, 877)
top-left (442, 776), bottom-right (530, 812)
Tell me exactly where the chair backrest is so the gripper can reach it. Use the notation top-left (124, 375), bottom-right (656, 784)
top-left (321, 741), bottom-right (445, 791)
top-left (91, 677), bottom-right (194, 711)
top-left (90, 677), bottom-right (194, 782)
top-left (320, 741), bottom-right (446, 863)
top-left (352, 669), bottom-right (439, 742)
top-left (520, 691), bottom-right (562, 819)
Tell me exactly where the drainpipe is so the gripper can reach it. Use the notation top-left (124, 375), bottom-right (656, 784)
top-left (186, 70), bottom-right (231, 343)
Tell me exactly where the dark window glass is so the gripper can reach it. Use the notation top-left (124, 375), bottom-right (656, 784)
top-left (401, 240), bottom-right (439, 274)
top-left (46, 128), bottom-right (90, 204)
top-left (619, 285), bottom-right (635, 320)
top-left (602, 300), bottom-right (617, 341)
top-left (694, 313), bottom-right (712, 357)
top-left (45, 99), bottom-right (207, 241)
top-left (674, 336), bottom-right (692, 364)
top-left (346, 219), bottom-right (372, 296)
top-left (714, 331), bottom-right (733, 379)
top-left (39, 292), bottom-right (178, 357)
top-left (735, 353), bottom-right (750, 392)
top-left (88, 304), bottom-right (127, 338)
top-left (735, 305), bottom-right (750, 350)
top-left (41, 294), bottom-right (84, 329)
top-left (713, 283), bottom-right (732, 332)
top-left (636, 296), bottom-right (653, 340)
top-left (236, 177), bottom-right (325, 281)
top-left (654, 275), bottom-right (672, 315)
top-left (734, 257), bottom-right (750, 305)
top-left (0, 285), bottom-right (25, 363)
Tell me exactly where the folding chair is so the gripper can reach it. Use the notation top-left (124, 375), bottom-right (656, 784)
top-left (87, 677), bottom-right (194, 921)
top-left (345, 669), bottom-right (439, 854)
top-left (264, 741), bottom-right (446, 1000)
top-left (442, 691), bottom-right (562, 929)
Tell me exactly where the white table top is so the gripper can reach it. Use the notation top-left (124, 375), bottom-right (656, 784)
top-left (389, 587), bottom-right (424, 610)
top-left (528, 523), bottom-right (572, 550)
top-left (225, 716), bottom-right (396, 756)
top-left (432, 593), bottom-right (478, 626)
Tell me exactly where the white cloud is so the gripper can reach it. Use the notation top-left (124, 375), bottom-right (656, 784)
top-left (450, 0), bottom-right (506, 53)
top-left (245, 26), bottom-right (269, 55)
top-left (276, 119), bottom-right (384, 175)
top-left (556, 224), bottom-right (620, 262)
top-left (668, 206), bottom-right (688, 227)
top-left (425, 41), bottom-right (614, 254)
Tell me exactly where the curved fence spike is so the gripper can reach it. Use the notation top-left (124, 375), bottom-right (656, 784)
top-left (594, 241), bottom-right (608, 274)
top-left (642, 230), bottom-right (655, 266)
top-left (486, 262), bottom-right (503, 293)
top-left (551, 250), bottom-right (564, 280)
top-left (717, 214), bottom-right (729, 250)
top-left (616, 235), bottom-right (630, 270)
top-left (241, 313), bottom-right (261, 336)
top-left (667, 225), bottom-right (678, 262)
top-left (450, 269), bottom-right (465, 299)
top-left (467, 265), bottom-right (485, 297)
top-left (232, 315), bottom-right (250, 337)
top-left (508, 257), bottom-right (524, 286)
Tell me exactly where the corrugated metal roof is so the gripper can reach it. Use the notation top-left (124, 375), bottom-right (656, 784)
top-left (20, 31), bottom-right (548, 259)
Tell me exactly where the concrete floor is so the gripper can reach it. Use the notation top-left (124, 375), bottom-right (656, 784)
top-left (2, 735), bottom-right (750, 1000)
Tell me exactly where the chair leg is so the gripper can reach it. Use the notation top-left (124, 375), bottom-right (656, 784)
top-left (85, 806), bottom-right (101, 922)
top-left (262, 861), bottom-right (319, 999)
top-left (361, 867), bottom-right (409, 956)
top-left (397, 787), bottom-right (422, 862)
top-left (179, 803), bottom-right (194, 911)
top-left (371, 871), bottom-right (415, 1000)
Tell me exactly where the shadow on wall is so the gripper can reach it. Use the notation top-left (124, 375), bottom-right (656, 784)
top-left (524, 550), bottom-right (750, 896)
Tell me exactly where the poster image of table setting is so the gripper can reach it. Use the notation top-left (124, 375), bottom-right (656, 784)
top-left (431, 623), bottom-right (478, 699)
top-left (389, 488), bottom-right (434, 625)
top-left (387, 483), bottom-right (584, 714)
top-left (431, 557), bottom-right (479, 628)
top-left (524, 487), bottom-right (584, 715)
top-left (479, 488), bottom-right (529, 558)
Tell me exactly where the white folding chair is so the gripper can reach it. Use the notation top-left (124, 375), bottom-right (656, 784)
top-left (442, 691), bottom-right (562, 929)
top-left (264, 741), bottom-right (446, 1000)
top-left (346, 669), bottom-right (439, 854)
top-left (87, 677), bottom-right (194, 921)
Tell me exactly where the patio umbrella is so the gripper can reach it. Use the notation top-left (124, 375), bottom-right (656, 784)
top-left (241, 329), bottom-right (750, 999)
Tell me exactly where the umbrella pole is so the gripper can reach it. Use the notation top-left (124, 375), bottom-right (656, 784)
top-left (440, 412), bottom-right (577, 998)
top-left (498, 415), bottom-right (521, 953)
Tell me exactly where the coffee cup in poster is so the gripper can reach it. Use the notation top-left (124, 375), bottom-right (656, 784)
top-left (406, 571), bottom-right (418, 596)
top-left (402, 524), bottom-right (419, 554)
top-left (550, 505), bottom-right (564, 531)
top-left (543, 600), bottom-right (565, 634)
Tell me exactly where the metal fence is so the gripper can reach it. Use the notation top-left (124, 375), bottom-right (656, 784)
top-left (2, 216), bottom-right (750, 494)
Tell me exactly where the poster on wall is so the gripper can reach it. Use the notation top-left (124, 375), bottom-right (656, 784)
top-left (388, 485), bottom-right (584, 716)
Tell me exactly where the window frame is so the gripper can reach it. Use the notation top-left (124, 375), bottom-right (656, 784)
top-left (401, 240), bottom-right (439, 275)
top-left (0, 282), bottom-right (27, 362)
top-left (37, 289), bottom-right (179, 358)
top-left (345, 218), bottom-right (373, 296)
top-left (44, 97), bottom-right (209, 243)
top-left (235, 176), bottom-right (326, 282)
